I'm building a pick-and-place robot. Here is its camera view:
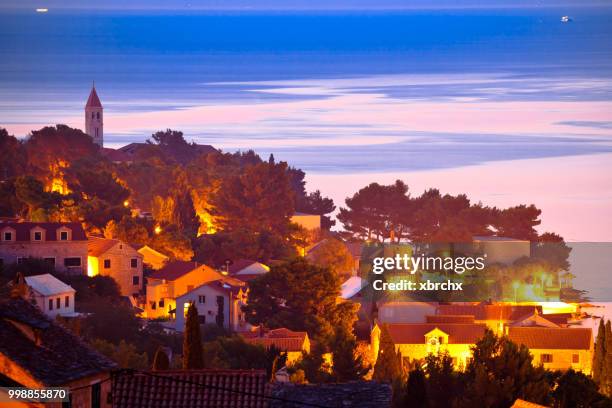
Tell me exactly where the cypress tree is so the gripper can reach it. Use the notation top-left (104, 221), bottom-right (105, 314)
top-left (604, 320), bottom-right (612, 396)
top-left (331, 327), bottom-right (370, 382)
top-left (404, 365), bottom-right (428, 408)
top-left (152, 347), bottom-right (170, 371)
top-left (183, 302), bottom-right (204, 369)
top-left (373, 324), bottom-right (403, 382)
top-left (593, 319), bottom-right (606, 386)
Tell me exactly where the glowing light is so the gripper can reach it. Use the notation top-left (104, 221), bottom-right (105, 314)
top-left (87, 256), bottom-right (99, 277)
top-left (196, 211), bottom-right (217, 236)
top-left (154, 225), bottom-right (162, 235)
top-left (123, 200), bottom-right (129, 208)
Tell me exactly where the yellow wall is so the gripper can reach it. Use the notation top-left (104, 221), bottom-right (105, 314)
top-left (529, 348), bottom-right (592, 374)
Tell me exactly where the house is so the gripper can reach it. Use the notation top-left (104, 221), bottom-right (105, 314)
top-left (24, 274), bottom-right (76, 318)
top-left (243, 328), bottom-right (310, 365)
top-left (371, 322), bottom-right (487, 369)
top-left (145, 261), bottom-right (224, 319)
top-left (507, 327), bottom-right (593, 374)
top-left (436, 303), bottom-right (542, 333)
top-left (87, 237), bottom-right (144, 297)
top-left (271, 381), bottom-right (392, 408)
top-left (174, 276), bottom-right (248, 332)
top-left (111, 369), bottom-right (270, 408)
top-left (471, 236), bottom-right (531, 265)
top-left (0, 297), bottom-right (117, 407)
top-left (0, 222), bottom-right (88, 274)
top-left (378, 302), bottom-right (438, 324)
top-left (227, 259), bottom-right (270, 282)
top-left (133, 244), bottom-right (169, 270)
top-left (291, 212), bottom-right (321, 231)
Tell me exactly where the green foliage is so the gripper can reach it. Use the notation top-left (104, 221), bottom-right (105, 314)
top-left (152, 347), bottom-right (171, 371)
top-left (90, 338), bottom-right (149, 370)
top-left (307, 238), bottom-right (355, 279)
top-left (331, 327), bottom-right (370, 382)
top-left (81, 301), bottom-right (141, 344)
top-left (104, 216), bottom-right (150, 244)
top-left (202, 336), bottom-right (286, 379)
top-left (423, 352), bottom-right (459, 408)
top-left (549, 369), bottom-right (612, 408)
top-left (295, 341), bottom-right (332, 383)
top-left (0, 128), bottom-right (25, 180)
top-left (242, 259), bottom-right (358, 347)
top-left (183, 302), bottom-right (204, 369)
top-left (296, 190), bottom-right (336, 230)
top-left (403, 365), bottom-right (428, 408)
top-left (594, 319), bottom-right (607, 387)
top-left (373, 324), bottom-right (404, 382)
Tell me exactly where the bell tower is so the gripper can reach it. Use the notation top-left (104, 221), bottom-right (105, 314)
top-left (85, 83), bottom-right (103, 147)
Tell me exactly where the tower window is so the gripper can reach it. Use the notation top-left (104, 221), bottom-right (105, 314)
top-left (95, 128), bottom-right (98, 137)
top-left (96, 112), bottom-right (100, 120)
top-left (92, 112), bottom-right (95, 119)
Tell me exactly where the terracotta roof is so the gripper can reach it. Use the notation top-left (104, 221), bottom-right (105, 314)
top-left (436, 304), bottom-right (542, 321)
top-left (243, 328), bottom-right (308, 352)
top-left (508, 327), bottom-right (592, 350)
top-left (386, 323), bottom-right (487, 345)
top-left (228, 259), bottom-right (258, 274)
top-left (426, 315), bottom-right (475, 324)
top-left (88, 237), bottom-right (120, 256)
top-left (149, 261), bottom-right (220, 281)
top-left (111, 369), bottom-right (269, 408)
top-left (512, 399), bottom-right (548, 408)
top-left (270, 381), bottom-right (392, 408)
top-left (86, 86), bottom-right (102, 108)
top-left (0, 298), bottom-right (116, 386)
top-left (0, 222), bottom-right (87, 242)
top-left (541, 313), bottom-right (571, 326)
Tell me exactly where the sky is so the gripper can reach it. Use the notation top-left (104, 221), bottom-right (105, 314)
top-left (2, 0), bottom-right (610, 11)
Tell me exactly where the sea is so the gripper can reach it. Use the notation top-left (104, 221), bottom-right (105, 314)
top-left (1, 7), bottom-right (612, 300)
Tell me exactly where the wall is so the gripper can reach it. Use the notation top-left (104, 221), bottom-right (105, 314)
top-left (0, 242), bottom-right (87, 274)
top-left (31, 290), bottom-right (75, 318)
top-left (529, 348), bottom-right (593, 374)
top-left (90, 243), bottom-right (143, 296)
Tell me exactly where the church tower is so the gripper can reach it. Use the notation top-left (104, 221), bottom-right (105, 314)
top-left (85, 84), bottom-right (103, 147)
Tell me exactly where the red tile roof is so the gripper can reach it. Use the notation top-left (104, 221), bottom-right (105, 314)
top-left (87, 237), bottom-right (120, 257)
top-left (86, 86), bottom-right (102, 108)
top-left (111, 369), bottom-right (270, 408)
top-left (508, 327), bottom-right (592, 350)
top-left (242, 328), bottom-right (308, 352)
top-left (386, 323), bottom-right (487, 344)
top-left (148, 261), bottom-right (219, 281)
top-left (0, 222), bottom-right (87, 242)
top-left (436, 304), bottom-right (542, 321)
top-left (426, 315), bottom-right (475, 324)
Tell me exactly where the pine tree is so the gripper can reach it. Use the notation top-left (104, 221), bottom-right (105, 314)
top-left (332, 327), bottom-right (370, 382)
top-left (152, 347), bottom-right (170, 371)
top-left (373, 324), bottom-right (403, 382)
top-left (593, 319), bottom-right (606, 386)
top-left (183, 302), bottom-right (204, 369)
top-left (403, 365), bottom-right (428, 408)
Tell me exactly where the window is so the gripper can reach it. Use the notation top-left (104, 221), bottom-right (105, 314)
top-left (43, 257), bottom-right (55, 266)
top-left (103, 259), bottom-right (111, 269)
top-left (95, 128), bottom-right (98, 137)
top-left (150, 302), bottom-right (156, 310)
top-left (91, 382), bottom-right (101, 408)
top-left (159, 300), bottom-right (164, 308)
top-left (572, 354), bottom-right (580, 363)
top-left (91, 112), bottom-right (95, 119)
top-left (56, 298), bottom-right (60, 309)
top-left (3, 231), bottom-right (12, 241)
top-left (65, 296), bottom-right (70, 308)
top-left (133, 276), bottom-right (140, 285)
top-left (33, 231), bottom-right (42, 241)
top-left (96, 112), bottom-right (100, 120)
top-left (540, 354), bottom-right (553, 363)
top-left (198, 295), bottom-right (206, 304)
top-left (49, 298), bottom-right (53, 311)
top-left (131, 258), bottom-right (138, 268)
top-left (64, 257), bottom-right (81, 267)
top-left (60, 231), bottom-right (69, 241)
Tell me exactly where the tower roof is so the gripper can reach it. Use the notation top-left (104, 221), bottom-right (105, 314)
top-left (86, 86), bottom-right (102, 108)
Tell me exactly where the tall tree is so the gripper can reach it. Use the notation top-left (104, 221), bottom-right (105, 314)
top-left (551, 369), bottom-right (612, 407)
top-left (331, 327), bottom-right (370, 382)
top-left (494, 204), bottom-right (541, 241)
top-left (403, 365), bottom-right (428, 408)
top-left (242, 259), bottom-right (358, 346)
top-left (296, 190), bottom-right (337, 230)
top-left (373, 324), bottom-right (403, 382)
top-left (0, 128), bottom-right (25, 180)
top-left (594, 319), bottom-right (607, 387)
top-left (152, 347), bottom-right (171, 371)
top-left (183, 302), bottom-right (204, 369)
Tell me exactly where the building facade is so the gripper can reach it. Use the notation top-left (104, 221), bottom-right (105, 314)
top-left (24, 273), bottom-right (76, 318)
top-left (87, 237), bottom-right (144, 297)
top-left (0, 222), bottom-right (88, 275)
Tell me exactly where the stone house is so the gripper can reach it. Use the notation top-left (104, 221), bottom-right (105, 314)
top-left (145, 261), bottom-right (224, 319)
top-left (243, 328), bottom-right (310, 365)
top-left (24, 273), bottom-right (76, 318)
top-left (174, 276), bottom-right (248, 332)
top-left (87, 237), bottom-right (143, 297)
top-left (0, 222), bottom-right (88, 274)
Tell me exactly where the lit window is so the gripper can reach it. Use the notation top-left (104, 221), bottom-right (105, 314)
top-left (540, 354), bottom-right (553, 363)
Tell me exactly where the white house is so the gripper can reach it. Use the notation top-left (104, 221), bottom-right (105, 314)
top-left (174, 276), bottom-right (248, 333)
top-left (24, 274), bottom-right (76, 318)
top-left (227, 259), bottom-right (270, 282)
